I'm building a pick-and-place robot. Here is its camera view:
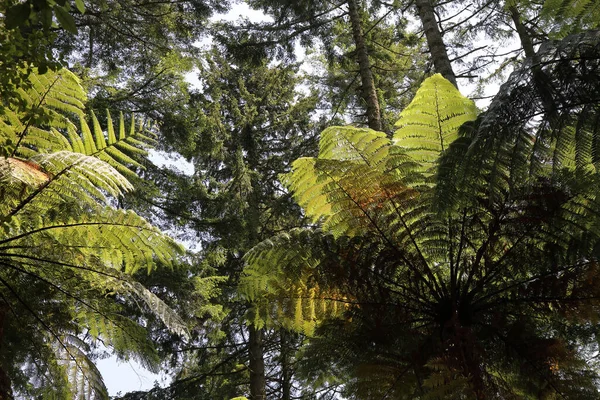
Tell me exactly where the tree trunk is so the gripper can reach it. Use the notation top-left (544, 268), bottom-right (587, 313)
top-left (280, 330), bottom-right (292, 400)
top-left (508, 5), bottom-right (556, 116)
top-left (415, 0), bottom-right (457, 87)
top-left (248, 325), bottom-right (266, 400)
top-left (347, 0), bottom-right (382, 131)
top-left (0, 305), bottom-right (13, 400)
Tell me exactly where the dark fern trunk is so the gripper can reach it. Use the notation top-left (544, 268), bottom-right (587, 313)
top-left (347, 0), bottom-right (382, 131)
top-left (415, 0), bottom-right (457, 87)
top-left (0, 305), bottom-right (12, 400)
top-left (248, 325), bottom-right (266, 400)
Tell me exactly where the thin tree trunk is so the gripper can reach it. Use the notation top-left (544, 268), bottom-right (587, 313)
top-left (280, 330), bottom-right (291, 400)
top-left (0, 305), bottom-right (13, 400)
top-left (508, 5), bottom-right (556, 115)
top-left (347, 0), bottom-right (382, 131)
top-left (248, 325), bottom-right (266, 400)
top-left (415, 0), bottom-right (457, 87)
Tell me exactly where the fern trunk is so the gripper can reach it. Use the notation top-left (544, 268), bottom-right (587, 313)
top-left (0, 305), bottom-right (12, 400)
top-left (248, 325), bottom-right (266, 400)
top-left (415, 0), bottom-right (457, 87)
top-left (347, 0), bottom-right (382, 131)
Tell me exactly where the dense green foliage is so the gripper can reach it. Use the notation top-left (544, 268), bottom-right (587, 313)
top-left (2, 0), bottom-right (600, 398)
top-left (243, 32), bottom-right (600, 398)
top-left (0, 67), bottom-right (186, 398)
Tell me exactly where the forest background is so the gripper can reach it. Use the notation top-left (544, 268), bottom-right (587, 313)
top-left (1, 0), bottom-right (600, 399)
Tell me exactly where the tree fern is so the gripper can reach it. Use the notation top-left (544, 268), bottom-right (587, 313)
top-left (0, 67), bottom-right (186, 399)
top-left (242, 31), bottom-right (600, 399)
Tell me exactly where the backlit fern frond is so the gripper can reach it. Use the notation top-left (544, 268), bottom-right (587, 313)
top-left (241, 229), bottom-right (350, 335)
top-left (0, 68), bottom-right (154, 181)
top-left (438, 30), bottom-right (600, 211)
top-left (244, 76), bottom-right (472, 336)
top-left (55, 335), bottom-right (109, 400)
top-left (76, 309), bottom-right (161, 372)
top-left (282, 127), bottom-right (425, 240)
top-left (243, 33), bottom-right (600, 397)
top-left (0, 68), bottom-right (84, 159)
top-left (393, 74), bottom-right (477, 175)
top-left (0, 67), bottom-right (185, 398)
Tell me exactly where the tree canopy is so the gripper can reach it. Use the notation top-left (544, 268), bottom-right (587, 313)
top-left (1, 0), bottom-right (600, 399)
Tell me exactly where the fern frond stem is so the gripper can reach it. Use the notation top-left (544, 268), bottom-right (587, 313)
top-left (10, 75), bottom-right (61, 158)
top-left (380, 364), bottom-right (413, 400)
top-left (0, 220), bottom-right (158, 246)
top-left (385, 191), bottom-right (447, 297)
top-left (338, 138), bottom-right (445, 298)
top-left (460, 212), bottom-right (502, 302)
top-left (3, 162), bottom-right (81, 221)
top-left (452, 209), bottom-right (469, 300)
top-left (5, 119), bottom-right (148, 220)
top-left (473, 260), bottom-right (593, 308)
top-left (0, 274), bottom-right (91, 388)
top-left (366, 267), bottom-right (437, 310)
top-left (0, 253), bottom-right (125, 281)
top-left (3, 260), bottom-right (173, 365)
top-left (316, 295), bottom-right (434, 317)
top-left (325, 167), bottom-right (441, 299)
top-left (483, 296), bottom-right (600, 309)
top-left (467, 229), bottom-right (531, 300)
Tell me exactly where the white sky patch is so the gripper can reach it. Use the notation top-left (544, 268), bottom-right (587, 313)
top-left (213, 1), bottom-right (274, 23)
top-left (97, 357), bottom-right (170, 396)
top-left (148, 149), bottom-right (195, 176)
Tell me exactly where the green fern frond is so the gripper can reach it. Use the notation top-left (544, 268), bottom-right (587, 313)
top-left (317, 126), bottom-right (391, 163)
top-left (438, 31), bottom-right (600, 211)
top-left (393, 73), bottom-right (477, 175)
top-left (0, 68), bottom-right (85, 158)
top-left (0, 68), bottom-right (154, 180)
top-left (422, 357), bottom-right (472, 400)
top-left (76, 310), bottom-right (162, 373)
top-left (55, 335), bottom-right (109, 400)
top-left (541, 0), bottom-right (600, 37)
top-left (81, 111), bottom-right (154, 179)
top-left (241, 229), bottom-right (351, 335)
top-left (0, 66), bottom-right (186, 397)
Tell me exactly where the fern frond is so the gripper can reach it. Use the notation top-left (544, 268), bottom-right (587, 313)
top-left (81, 111), bottom-right (154, 179)
top-left (0, 68), bottom-right (85, 158)
top-left (0, 66), bottom-right (185, 399)
top-left (76, 310), bottom-right (162, 373)
top-left (438, 30), bottom-right (600, 211)
top-left (0, 68), bottom-right (154, 181)
top-left (541, 0), bottom-right (600, 38)
top-left (241, 229), bottom-right (352, 335)
top-left (55, 335), bottom-right (109, 400)
top-left (393, 73), bottom-right (477, 175)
